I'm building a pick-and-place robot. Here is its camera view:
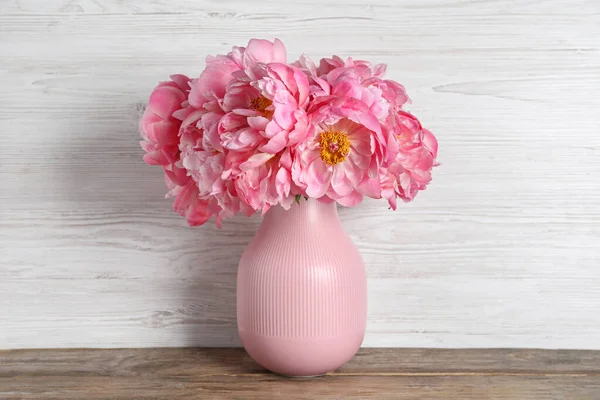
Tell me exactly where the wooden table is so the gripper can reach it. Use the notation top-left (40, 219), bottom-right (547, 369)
top-left (1, 348), bottom-right (599, 399)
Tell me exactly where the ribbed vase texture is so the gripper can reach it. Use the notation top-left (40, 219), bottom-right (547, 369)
top-left (237, 198), bottom-right (367, 376)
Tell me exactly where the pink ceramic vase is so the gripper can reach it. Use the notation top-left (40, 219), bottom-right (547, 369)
top-left (237, 198), bottom-right (367, 376)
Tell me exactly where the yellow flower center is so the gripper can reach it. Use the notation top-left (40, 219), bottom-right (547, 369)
top-left (319, 130), bottom-right (351, 165)
top-left (249, 96), bottom-right (273, 119)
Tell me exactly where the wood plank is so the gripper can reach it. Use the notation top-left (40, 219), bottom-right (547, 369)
top-left (4, 0), bottom-right (591, 14)
top-left (3, 348), bottom-right (600, 376)
top-left (3, 375), bottom-right (600, 400)
top-left (1, 348), bottom-right (599, 399)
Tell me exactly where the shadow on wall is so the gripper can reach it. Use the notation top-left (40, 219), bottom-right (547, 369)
top-left (179, 213), bottom-right (261, 347)
top-left (54, 95), bottom-right (261, 347)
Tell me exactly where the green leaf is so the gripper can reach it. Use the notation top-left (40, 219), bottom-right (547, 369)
top-left (295, 194), bottom-right (301, 204)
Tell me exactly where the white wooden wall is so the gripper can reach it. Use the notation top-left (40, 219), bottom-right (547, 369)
top-left (1, 0), bottom-right (599, 350)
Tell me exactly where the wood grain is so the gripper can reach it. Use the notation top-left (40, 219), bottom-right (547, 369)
top-left (1, 348), bottom-right (599, 399)
top-left (1, 0), bottom-right (600, 349)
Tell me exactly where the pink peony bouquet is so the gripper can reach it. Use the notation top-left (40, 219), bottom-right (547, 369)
top-left (140, 38), bottom-right (438, 227)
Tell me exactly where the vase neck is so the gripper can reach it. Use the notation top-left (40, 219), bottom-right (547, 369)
top-left (260, 198), bottom-right (339, 232)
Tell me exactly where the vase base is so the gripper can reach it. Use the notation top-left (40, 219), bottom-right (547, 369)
top-left (239, 329), bottom-right (364, 377)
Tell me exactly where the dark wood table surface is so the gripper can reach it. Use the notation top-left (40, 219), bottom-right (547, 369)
top-left (1, 348), bottom-right (599, 399)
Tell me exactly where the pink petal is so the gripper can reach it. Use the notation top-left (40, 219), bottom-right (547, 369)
top-left (181, 109), bottom-right (205, 129)
top-left (247, 116), bottom-right (270, 131)
top-left (343, 156), bottom-right (365, 185)
top-left (172, 106), bottom-right (195, 122)
top-left (275, 167), bottom-right (291, 197)
top-left (386, 128), bottom-right (399, 164)
top-left (186, 200), bottom-right (213, 226)
top-left (384, 79), bottom-right (410, 106)
top-left (272, 38), bottom-right (287, 62)
top-left (331, 164), bottom-right (353, 197)
top-left (294, 54), bottom-right (317, 76)
top-left (294, 68), bottom-right (310, 107)
top-left (194, 55), bottom-right (240, 102)
top-left (219, 112), bottom-right (247, 133)
top-left (347, 150), bottom-right (370, 171)
top-left (279, 147), bottom-right (293, 169)
top-left (139, 110), bottom-right (160, 139)
top-left (264, 119), bottom-right (283, 139)
top-left (356, 112), bottom-right (384, 145)
top-left (148, 86), bottom-right (186, 120)
top-left (143, 151), bottom-right (168, 166)
top-left (164, 165), bottom-right (190, 186)
top-left (267, 63), bottom-right (297, 94)
top-left (224, 82), bottom-right (259, 112)
top-left (169, 74), bottom-right (191, 91)
top-left (318, 195), bottom-right (336, 204)
top-left (387, 195), bottom-right (398, 210)
top-left (357, 175), bottom-right (381, 199)
top-left (287, 111), bottom-right (310, 145)
top-left (336, 190), bottom-right (363, 207)
top-left (260, 131), bottom-right (288, 154)
top-left (272, 98), bottom-right (296, 130)
top-left (240, 153), bottom-right (274, 171)
top-left (422, 128), bottom-right (438, 158)
top-left (222, 128), bottom-right (263, 151)
top-left (243, 38), bottom-right (287, 66)
top-left (368, 152), bottom-right (380, 178)
top-left (305, 160), bottom-right (331, 198)
top-left (146, 120), bottom-right (179, 145)
top-left (232, 108), bottom-right (262, 117)
top-left (161, 145), bottom-right (180, 164)
top-left (172, 182), bottom-right (197, 215)
top-left (373, 63), bottom-right (387, 77)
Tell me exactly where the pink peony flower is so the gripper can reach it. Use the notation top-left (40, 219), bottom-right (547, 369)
top-left (189, 48), bottom-right (243, 109)
top-left (140, 39), bottom-right (439, 227)
top-left (383, 111), bottom-right (439, 207)
top-left (186, 47), bottom-right (244, 152)
top-left (175, 99), bottom-right (235, 224)
top-left (221, 63), bottom-right (311, 154)
top-left (292, 114), bottom-right (378, 206)
top-left (174, 39), bottom-right (292, 225)
top-left (235, 149), bottom-right (296, 214)
top-left (291, 62), bottom-right (395, 206)
top-left (295, 54), bottom-right (408, 110)
top-left (139, 74), bottom-right (190, 167)
top-left (140, 74), bottom-right (219, 226)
